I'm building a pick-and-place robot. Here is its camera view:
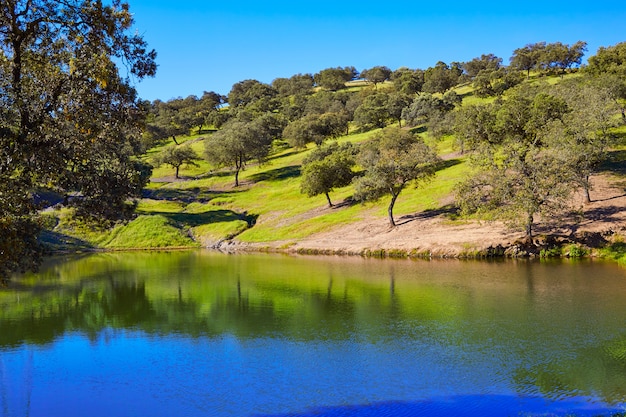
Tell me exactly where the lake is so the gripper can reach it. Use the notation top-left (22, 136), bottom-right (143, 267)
top-left (1, 251), bottom-right (626, 416)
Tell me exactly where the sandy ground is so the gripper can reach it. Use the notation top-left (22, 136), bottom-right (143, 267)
top-left (242, 173), bottom-right (626, 256)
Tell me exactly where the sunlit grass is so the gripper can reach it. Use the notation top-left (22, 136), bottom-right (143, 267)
top-left (102, 215), bottom-right (197, 248)
top-left (376, 158), bottom-right (469, 219)
top-left (49, 71), bottom-right (626, 255)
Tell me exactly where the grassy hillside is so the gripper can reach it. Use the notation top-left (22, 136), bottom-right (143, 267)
top-left (44, 123), bottom-right (469, 251)
top-left (43, 72), bottom-right (626, 261)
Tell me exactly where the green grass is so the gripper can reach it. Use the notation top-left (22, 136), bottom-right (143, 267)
top-left (599, 239), bottom-right (626, 265)
top-left (51, 209), bottom-right (197, 249)
top-left (42, 72), bottom-right (626, 259)
top-left (102, 215), bottom-right (197, 249)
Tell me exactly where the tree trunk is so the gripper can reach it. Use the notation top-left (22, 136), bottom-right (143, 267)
top-left (175, 165), bottom-right (180, 179)
top-left (388, 192), bottom-right (399, 227)
top-left (583, 174), bottom-right (592, 203)
top-left (172, 135), bottom-right (179, 145)
top-left (234, 168), bottom-right (240, 187)
top-left (325, 192), bottom-right (333, 208)
top-left (398, 118), bottom-right (402, 128)
top-left (525, 214), bottom-right (533, 242)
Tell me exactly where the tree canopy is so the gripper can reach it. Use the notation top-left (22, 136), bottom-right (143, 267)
top-left (353, 127), bottom-right (441, 227)
top-left (314, 66), bottom-right (358, 91)
top-left (361, 66), bottom-right (392, 87)
top-left (300, 143), bottom-right (356, 207)
top-left (204, 115), bottom-right (281, 187)
top-left (0, 0), bottom-right (156, 280)
top-left (453, 82), bottom-right (616, 239)
top-left (155, 144), bottom-right (201, 179)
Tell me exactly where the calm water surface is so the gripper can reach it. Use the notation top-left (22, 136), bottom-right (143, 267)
top-left (1, 251), bottom-right (626, 416)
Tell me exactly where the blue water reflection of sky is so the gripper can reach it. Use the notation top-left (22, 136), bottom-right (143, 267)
top-left (2, 332), bottom-right (624, 417)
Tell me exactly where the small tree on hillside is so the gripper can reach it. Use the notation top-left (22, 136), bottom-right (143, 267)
top-left (204, 117), bottom-right (276, 187)
top-left (354, 92), bottom-right (390, 129)
top-left (361, 66), bottom-right (392, 88)
top-left (391, 67), bottom-right (425, 95)
top-left (510, 42), bottom-right (546, 78)
top-left (283, 112), bottom-right (348, 148)
top-left (300, 143), bottom-right (357, 207)
top-left (155, 144), bottom-right (201, 179)
top-left (353, 127), bottom-right (441, 227)
top-left (314, 67), bottom-right (358, 91)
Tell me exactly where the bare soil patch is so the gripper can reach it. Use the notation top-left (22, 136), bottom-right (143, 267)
top-left (241, 173), bottom-right (626, 257)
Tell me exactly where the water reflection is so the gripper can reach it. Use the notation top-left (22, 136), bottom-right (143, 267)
top-left (1, 251), bottom-right (626, 415)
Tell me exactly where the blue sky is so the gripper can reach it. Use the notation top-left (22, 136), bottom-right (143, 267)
top-left (127, 1), bottom-right (626, 101)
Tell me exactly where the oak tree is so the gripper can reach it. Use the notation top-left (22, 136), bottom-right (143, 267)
top-left (0, 0), bottom-right (156, 280)
top-left (353, 127), bottom-right (440, 227)
top-left (204, 115), bottom-right (278, 187)
top-left (155, 144), bottom-right (201, 179)
top-left (300, 143), bottom-right (356, 207)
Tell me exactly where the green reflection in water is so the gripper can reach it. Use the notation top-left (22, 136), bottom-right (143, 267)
top-left (2, 251), bottom-right (626, 406)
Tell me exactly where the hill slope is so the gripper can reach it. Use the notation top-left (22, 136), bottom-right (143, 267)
top-left (46, 78), bottom-right (626, 260)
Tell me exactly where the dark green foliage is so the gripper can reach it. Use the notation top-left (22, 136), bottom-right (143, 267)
top-left (0, 179), bottom-right (42, 282)
top-left (586, 41), bottom-right (626, 76)
top-left (314, 66), bottom-right (358, 91)
top-left (271, 74), bottom-right (315, 96)
top-left (402, 93), bottom-right (457, 127)
top-left (144, 92), bottom-right (227, 145)
top-left (68, 159), bottom-right (153, 222)
top-left (391, 67), bottom-right (425, 95)
top-left (423, 61), bottom-right (463, 93)
top-left (300, 143), bottom-right (357, 207)
top-left (228, 79), bottom-right (278, 112)
top-left (510, 42), bottom-right (547, 77)
top-left (585, 44), bottom-right (626, 121)
top-left (473, 67), bottom-right (524, 97)
top-left (361, 66), bottom-right (392, 87)
top-left (204, 114), bottom-right (281, 187)
top-left (354, 92), bottom-right (390, 129)
top-left (454, 82), bottom-right (616, 238)
top-left (510, 41), bottom-right (587, 77)
top-left (283, 112), bottom-right (348, 148)
top-left (453, 104), bottom-right (498, 153)
top-left (386, 92), bottom-right (412, 127)
top-left (541, 41), bottom-right (587, 75)
top-left (155, 145), bottom-right (201, 179)
top-left (463, 54), bottom-right (503, 79)
top-left (0, 0), bottom-right (156, 279)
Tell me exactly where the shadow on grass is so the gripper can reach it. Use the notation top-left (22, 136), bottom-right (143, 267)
top-left (268, 149), bottom-right (302, 162)
top-left (154, 210), bottom-right (258, 228)
top-left (193, 170), bottom-right (233, 180)
top-left (143, 187), bottom-right (239, 203)
top-left (397, 204), bottom-right (459, 226)
top-left (409, 125), bottom-right (427, 134)
top-left (248, 165), bottom-right (301, 183)
top-left (600, 150), bottom-right (626, 176)
top-left (436, 158), bottom-right (462, 171)
top-left (39, 230), bottom-right (95, 252)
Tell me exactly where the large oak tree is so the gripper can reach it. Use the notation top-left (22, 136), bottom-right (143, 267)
top-left (0, 0), bottom-right (156, 280)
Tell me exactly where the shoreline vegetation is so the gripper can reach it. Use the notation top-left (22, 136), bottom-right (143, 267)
top-left (3, 9), bottom-right (626, 282)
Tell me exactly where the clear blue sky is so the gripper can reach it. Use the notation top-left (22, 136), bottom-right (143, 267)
top-left (126, 0), bottom-right (626, 101)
